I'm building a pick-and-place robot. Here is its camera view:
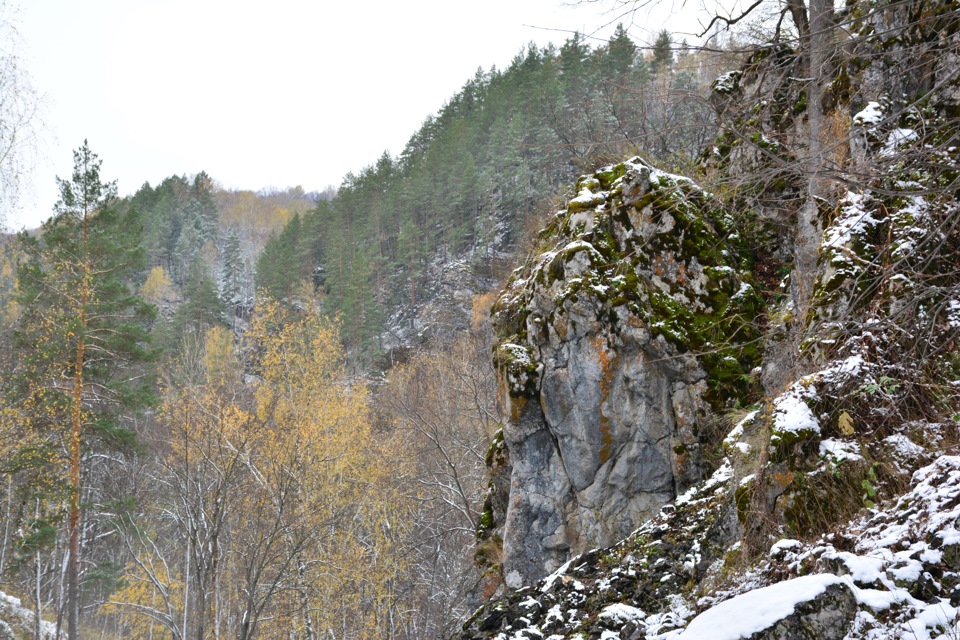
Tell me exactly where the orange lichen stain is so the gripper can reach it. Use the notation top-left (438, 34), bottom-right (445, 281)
top-left (481, 575), bottom-right (501, 600)
top-left (592, 335), bottom-right (619, 464)
top-left (509, 394), bottom-right (528, 423)
top-left (770, 470), bottom-right (796, 489)
top-left (675, 450), bottom-right (688, 469)
top-left (495, 369), bottom-right (509, 410)
top-left (555, 314), bottom-right (569, 341)
top-left (651, 253), bottom-right (681, 281)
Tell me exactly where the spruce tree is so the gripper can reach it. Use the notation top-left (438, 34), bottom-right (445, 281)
top-left (221, 230), bottom-right (247, 324)
top-left (651, 30), bottom-right (673, 74)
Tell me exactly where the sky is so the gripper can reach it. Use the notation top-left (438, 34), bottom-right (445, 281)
top-left (9, 0), bottom-right (699, 229)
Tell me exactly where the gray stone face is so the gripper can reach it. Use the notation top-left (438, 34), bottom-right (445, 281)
top-left (501, 410), bottom-right (573, 588)
top-left (492, 158), bottom-right (760, 586)
top-left (501, 321), bottom-right (703, 585)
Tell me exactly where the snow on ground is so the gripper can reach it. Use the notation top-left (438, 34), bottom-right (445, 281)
top-left (763, 456), bottom-right (960, 639)
top-left (468, 452), bottom-right (960, 640)
top-left (659, 456), bottom-right (960, 640)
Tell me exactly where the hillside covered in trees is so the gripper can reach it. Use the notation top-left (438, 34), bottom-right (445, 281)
top-left (0, 23), bottom-right (728, 639)
top-left (1, 0), bottom-right (959, 636)
top-left (255, 27), bottom-right (719, 363)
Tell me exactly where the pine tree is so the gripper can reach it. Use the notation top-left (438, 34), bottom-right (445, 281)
top-left (14, 141), bottom-right (155, 639)
top-left (168, 258), bottom-right (227, 342)
top-left (254, 212), bottom-right (313, 304)
top-left (602, 24), bottom-right (637, 79)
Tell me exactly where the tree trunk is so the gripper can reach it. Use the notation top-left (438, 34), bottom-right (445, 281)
top-left (182, 534), bottom-right (190, 640)
top-left (67, 208), bottom-right (89, 640)
top-left (34, 524), bottom-right (42, 640)
top-left (0, 476), bottom-right (11, 577)
top-left (795, 0), bottom-right (835, 311)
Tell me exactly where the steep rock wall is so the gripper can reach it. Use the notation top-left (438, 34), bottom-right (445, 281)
top-left (485, 158), bottom-right (762, 587)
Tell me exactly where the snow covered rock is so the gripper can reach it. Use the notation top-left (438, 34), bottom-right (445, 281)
top-left (678, 575), bottom-right (856, 640)
top-left (0, 590), bottom-right (60, 639)
top-left (460, 460), bottom-right (741, 639)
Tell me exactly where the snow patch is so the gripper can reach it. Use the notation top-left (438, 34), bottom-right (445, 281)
top-left (772, 389), bottom-right (819, 437)
top-left (599, 603), bottom-right (646, 624)
top-left (824, 193), bottom-right (882, 249)
top-left (853, 101), bottom-right (883, 127)
top-left (819, 438), bottom-right (863, 463)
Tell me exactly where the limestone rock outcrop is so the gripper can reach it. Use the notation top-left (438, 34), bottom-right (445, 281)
top-left (464, 0), bottom-right (960, 636)
top-left (482, 157), bottom-right (762, 587)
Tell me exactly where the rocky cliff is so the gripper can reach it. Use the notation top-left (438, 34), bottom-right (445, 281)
top-left (464, 0), bottom-right (960, 636)
top-left (480, 158), bottom-right (762, 590)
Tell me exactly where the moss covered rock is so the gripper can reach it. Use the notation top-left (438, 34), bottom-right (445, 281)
top-left (488, 157), bottom-right (763, 587)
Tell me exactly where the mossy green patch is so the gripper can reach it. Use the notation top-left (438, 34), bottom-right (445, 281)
top-left (493, 157), bottom-right (764, 410)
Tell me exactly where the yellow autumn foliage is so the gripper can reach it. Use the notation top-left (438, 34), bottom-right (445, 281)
top-left (113, 299), bottom-right (412, 638)
top-left (101, 551), bottom-right (185, 639)
top-left (139, 265), bottom-right (175, 305)
top-left (202, 325), bottom-right (240, 388)
top-left (248, 299), bottom-right (410, 638)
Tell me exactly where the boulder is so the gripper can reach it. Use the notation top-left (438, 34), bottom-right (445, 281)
top-left (679, 575), bottom-right (857, 640)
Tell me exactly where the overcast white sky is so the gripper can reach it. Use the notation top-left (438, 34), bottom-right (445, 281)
top-left (10, 0), bottom-right (697, 229)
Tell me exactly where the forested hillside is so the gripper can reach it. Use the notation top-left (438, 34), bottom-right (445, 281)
top-left (7, 0), bottom-right (956, 634)
top-left (0, 143), bottom-right (494, 638)
top-left (123, 175), bottom-right (320, 326)
top-left (0, 22), bottom-right (731, 640)
top-left (255, 27), bottom-right (720, 362)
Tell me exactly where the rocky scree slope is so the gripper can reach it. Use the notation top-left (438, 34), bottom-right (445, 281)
top-left (463, 0), bottom-right (960, 636)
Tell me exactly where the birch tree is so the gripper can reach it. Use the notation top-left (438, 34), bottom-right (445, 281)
top-left (0, 0), bottom-right (42, 223)
top-left (109, 303), bottom-right (411, 639)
